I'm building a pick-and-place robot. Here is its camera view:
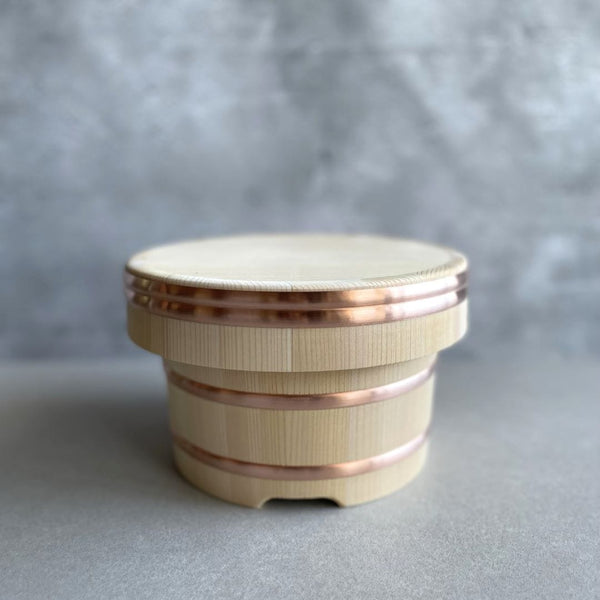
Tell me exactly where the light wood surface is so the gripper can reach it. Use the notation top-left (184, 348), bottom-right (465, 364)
top-left (173, 441), bottom-right (428, 508)
top-left (126, 234), bottom-right (467, 291)
top-left (167, 375), bottom-right (434, 466)
top-left (128, 300), bottom-right (467, 371)
top-left (164, 355), bottom-right (436, 394)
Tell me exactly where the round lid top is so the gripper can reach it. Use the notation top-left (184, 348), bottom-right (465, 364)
top-left (125, 234), bottom-right (466, 293)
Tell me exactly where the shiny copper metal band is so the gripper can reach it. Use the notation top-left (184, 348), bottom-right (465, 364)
top-left (124, 269), bottom-right (467, 327)
top-left (166, 362), bottom-right (435, 410)
top-left (125, 269), bottom-right (467, 307)
top-left (172, 432), bottom-right (428, 481)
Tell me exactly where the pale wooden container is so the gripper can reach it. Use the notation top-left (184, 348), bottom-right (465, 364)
top-left (125, 234), bottom-right (468, 507)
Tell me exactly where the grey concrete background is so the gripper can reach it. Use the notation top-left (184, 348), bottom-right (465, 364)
top-left (1, 1), bottom-right (599, 359)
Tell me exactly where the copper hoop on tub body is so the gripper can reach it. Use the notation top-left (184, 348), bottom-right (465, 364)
top-left (173, 439), bottom-right (429, 508)
top-left (164, 361), bottom-right (435, 410)
top-left (166, 366), bottom-right (435, 466)
top-left (172, 431), bottom-right (428, 481)
top-left (164, 354), bottom-right (437, 396)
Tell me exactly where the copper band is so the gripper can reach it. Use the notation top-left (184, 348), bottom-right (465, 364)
top-left (124, 269), bottom-right (467, 327)
top-left (166, 362), bottom-right (435, 410)
top-left (125, 269), bottom-right (467, 307)
top-left (172, 431), bottom-right (428, 481)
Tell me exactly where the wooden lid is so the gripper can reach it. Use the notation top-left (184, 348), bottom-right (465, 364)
top-left (126, 234), bottom-right (466, 292)
top-left (125, 234), bottom-right (467, 329)
top-left (124, 234), bottom-right (468, 369)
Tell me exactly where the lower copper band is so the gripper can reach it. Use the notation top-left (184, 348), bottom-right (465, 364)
top-left (172, 432), bottom-right (428, 481)
top-left (165, 362), bottom-right (434, 410)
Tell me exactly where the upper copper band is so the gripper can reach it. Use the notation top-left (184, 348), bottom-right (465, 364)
top-left (172, 431), bottom-right (428, 481)
top-left (125, 269), bottom-right (467, 308)
top-left (124, 269), bottom-right (467, 328)
top-left (165, 362), bottom-right (435, 410)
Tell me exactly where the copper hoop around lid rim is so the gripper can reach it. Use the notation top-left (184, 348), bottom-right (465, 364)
top-left (124, 271), bottom-right (467, 328)
top-left (124, 270), bottom-right (467, 308)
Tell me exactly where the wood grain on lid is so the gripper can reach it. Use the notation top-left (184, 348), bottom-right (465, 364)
top-left (125, 234), bottom-right (467, 292)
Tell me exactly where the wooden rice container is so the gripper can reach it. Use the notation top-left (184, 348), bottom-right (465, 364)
top-left (124, 234), bottom-right (468, 507)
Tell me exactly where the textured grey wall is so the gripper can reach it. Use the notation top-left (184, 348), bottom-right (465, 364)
top-left (1, 1), bottom-right (599, 359)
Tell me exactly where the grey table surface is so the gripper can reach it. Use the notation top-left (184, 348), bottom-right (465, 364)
top-left (1, 354), bottom-right (598, 600)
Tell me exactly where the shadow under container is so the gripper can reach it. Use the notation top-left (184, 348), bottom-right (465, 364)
top-left (124, 234), bottom-right (468, 507)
